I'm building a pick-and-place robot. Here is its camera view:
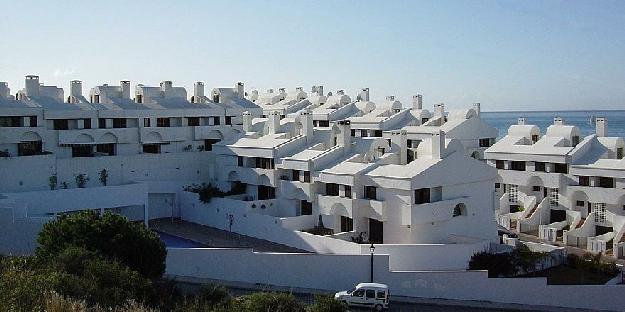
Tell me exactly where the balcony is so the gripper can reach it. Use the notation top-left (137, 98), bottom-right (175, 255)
top-left (498, 170), bottom-right (568, 189)
top-left (193, 125), bottom-right (226, 140)
top-left (409, 197), bottom-right (469, 226)
top-left (225, 166), bottom-right (278, 186)
top-left (318, 195), bottom-right (354, 218)
top-left (58, 128), bottom-right (139, 145)
top-left (280, 180), bottom-right (315, 200)
top-left (140, 127), bottom-right (189, 143)
top-left (567, 185), bottom-right (625, 205)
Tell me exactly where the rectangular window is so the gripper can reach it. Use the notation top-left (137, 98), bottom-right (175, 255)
top-left (364, 186), bottom-right (377, 200)
top-left (142, 144), bottom-right (161, 154)
top-left (534, 162), bottom-right (546, 172)
top-left (18, 141), bottom-right (42, 156)
top-left (374, 130), bottom-right (383, 137)
top-left (112, 118), bottom-right (127, 128)
top-left (326, 183), bottom-right (339, 196)
top-left (553, 163), bottom-right (568, 174)
top-left (576, 200), bottom-right (585, 207)
top-left (237, 156), bottom-right (244, 167)
top-left (495, 183), bottom-right (501, 189)
top-left (212, 116), bottom-right (221, 125)
top-left (533, 185), bottom-right (541, 192)
top-left (292, 170), bottom-right (300, 181)
top-left (96, 143), bottom-right (115, 156)
top-left (318, 120), bottom-right (329, 127)
top-left (344, 185), bottom-right (352, 198)
top-left (157, 118), bottom-right (170, 127)
top-left (617, 148), bottom-right (624, 160)
top-left (53, 119), bottom-right (69, 130)
top-left (187, 117), bottom-right (200, 126)
top-left (143, 118), bottom-right (151, 127)
top-left (572, 136), bottom-right (580, 146)
top-left (479, 138), bottom-right (492, 147)
top-left (361, 129), bottom-right (368, 137)
top-left (340, 216), bottom-right (353, 232)
top-left (496, 160), bottom-right (505, 169)
top-left (415, 188), bottom-right (430, 204)
top-left (351, 129), bottom-right (356, 137)
top-left (510, 161), bottom-right (526, 171)
top-left (71, 145), bottom-right (93, 157)
top-left (301, 200), bottom-right (312, 215)
top-left (578, 176), bottom-right (590, 186)
top-left (204, 139), bottom-right (220, 151)
top-left (531, 135), bottom-right (539, 143)
top-left (303, 171), bottom-right (311, 183)
top-left (98, 118), bottom-right (106, 129)
top-left (365, 290), bottom-right (376, 299)
top-left (598, 177), bottom-right (615, 188)
top-left (83, 118), bottom-right (91, 129)
top-left (29, 116), bottom-right (38, 127)
top-left (225, 116), bottom-right (233, 125)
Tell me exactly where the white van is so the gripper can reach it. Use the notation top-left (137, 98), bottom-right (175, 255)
top-left (334, 282), bottom-right (389, 311)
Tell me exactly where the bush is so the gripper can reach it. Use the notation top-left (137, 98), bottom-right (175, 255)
top-left (567, 253), bottom-right (619, 276)
top-left (232, 292), bottom-right (306, 312)
top-left (37, 210), bottom-right (167, 279)
top-left (0, 257), bottom-right (65, 311)
top-left (469, 251), bottom-right (517, 277)
top-left (184, 182), bottom-right (246, 203)
top-left (307, 295), bottom-right (347, 312)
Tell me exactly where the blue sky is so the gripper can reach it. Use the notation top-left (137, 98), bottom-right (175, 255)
top-left (1, 0), bottom-right (624, 111)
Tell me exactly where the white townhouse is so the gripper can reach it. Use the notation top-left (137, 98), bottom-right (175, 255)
top-left (0, 76), bottom-right (259, 222)
top-left (486, 117), bottom-right (625, 258)
top-left (210, 89), bottom-right (500, 245)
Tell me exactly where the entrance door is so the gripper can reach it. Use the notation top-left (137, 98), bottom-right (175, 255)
top-left (369, 219), bottom-right (383, 244)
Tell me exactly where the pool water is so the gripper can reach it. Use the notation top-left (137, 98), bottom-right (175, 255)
top-left (157, 232), bottom-right (205, 248)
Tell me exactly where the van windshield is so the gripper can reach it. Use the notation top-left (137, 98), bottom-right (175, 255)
top-left (347, 288), bottom-right (356, 294)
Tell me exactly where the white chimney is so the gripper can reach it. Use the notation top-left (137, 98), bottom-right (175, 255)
top-left (554, 117), bottom-right (564, 125)
top-left (358, 88), bottom-right (370, 101)
top-left (431, 130), bottom-right (445, 159)
top-left (337, 90), bottom-right (345, 96)
top-left (312, 85), bottom-right (324, 96)
top-left (236, 82), bottom-right (244, 99)
top-left (434, 103), bottom-right (445, 117)
top-left (473, 102), bottom-right (481, 116)
top-left (412, 94), bottom-right (423, 110)
top-left (300, 111), bottom-right (314, 139)
top-left (25, 75), bottom-right (40, 97)
top-left (120, 81), bottom-right (131, 99)
top-left (243, 111), bottom-right (253, 132)
top-left (385, 95), bottom-right (395, 102)
top-left (295, 87), bottom-right (303, 92)
top-left (518, 117), bottom-right (527, 125)
top-left (596, 117), bottom-right (607, 137)
top-left (267, 111), bottom-right (281, 134)
top-left (336, 120), bottom-right (351, 151)
top-left (0, 82), bottom-right (10, 99)
top-left (68, 80), bottom-right (82, 103)
top-left (392, 130), bottom-right (408, 165)
top-left (160, 81), bottom-right (173, 92)
top-left (279, 87), bottom-right (286, 94)
top-left (193, 82), bottom-right (205, 103)
top-left (267, 88), bottom-right (274, 93)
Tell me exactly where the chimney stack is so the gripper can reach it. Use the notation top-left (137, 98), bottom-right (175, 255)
top-left (358, 88), bottom-right (370, 101)
top-left (300, 111), bottom-right (314, 139)
top-left (337, 90), bottom-right (345, 96)
top-left (431, 130), bottom-right (445, 159)
top-left (0, 82), bottom-right (10, 99)
top-left (193, 82), bottom-right (205, 103)
top-left (392, 130), bottom-right (408, 165)
top-left (160, 80), bottom-right (173, 93)
top-left (336, 120), bottom-right (351, 151)
top-left (267, 111), bottom-right (281, 134)
top-left (518, 117), bottom-right (527, 125)
top-left (434, 103), bottom-right (445, 117)
top-left (312, 85), bottom-right (324, 96)
top-left (473, 102), bottom-right (481, 117)
top-left (25, 75), bottom-right (40, 97)
top-left (413, 94), bottom-right (423, 110)
top-left (120, 81), bottom-right (131, 99)
top-left (236, 82), bottom-right (244, 99)
top-left (68, 80), bottom-right (82, 103)
top-left (554, 117), bottom-right (564, 125)
top-left (596, 117), bottom-right (607, 137)
top-left (243, 111), bottom-right (253, 132)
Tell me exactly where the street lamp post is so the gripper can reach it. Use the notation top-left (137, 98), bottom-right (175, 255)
top-left (369, 243), bottom-right (375, 283)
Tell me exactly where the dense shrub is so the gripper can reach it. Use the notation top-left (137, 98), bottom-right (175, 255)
top-left (232, 292), bottom-right (306, 312)
top-left (37, 210), bottom-right (167, 279)
top-left (469, 245), bottom-right (547, 277)
top-left (567, 253), bottom-right (619, 276)
top-left (184, 182), bottom-right (246, 203)
top-left (307, 295), bottom-right (347, 312)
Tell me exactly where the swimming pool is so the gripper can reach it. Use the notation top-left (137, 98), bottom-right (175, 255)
top-left (157, 232), bottom-right (205, 248)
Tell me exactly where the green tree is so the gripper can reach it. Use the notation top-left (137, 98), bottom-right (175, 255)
top-left (37, 210), bottom-right (167, 279)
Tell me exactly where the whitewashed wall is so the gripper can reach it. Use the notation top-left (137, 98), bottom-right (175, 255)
top-left (166, 247), bottom-right (625, 312)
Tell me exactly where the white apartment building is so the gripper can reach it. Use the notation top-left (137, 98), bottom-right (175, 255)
top-left (485, 117), bottom-right (625, 258)
top-left (0, 76), bottom-right (259, 224)
top-left (212, 89), bottom-right (499, 244)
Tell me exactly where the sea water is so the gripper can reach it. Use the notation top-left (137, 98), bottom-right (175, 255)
top-left (481, 110), bottom-right (625, 139)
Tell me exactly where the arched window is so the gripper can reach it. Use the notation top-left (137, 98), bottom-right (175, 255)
top-left (453, 203), bottom-right (466, 217)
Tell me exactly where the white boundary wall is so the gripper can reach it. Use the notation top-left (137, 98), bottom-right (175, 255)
top-left (166, 247), bottom-right (625, 312)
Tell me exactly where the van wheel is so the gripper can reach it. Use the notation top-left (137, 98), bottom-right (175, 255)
top-left (374, 304), bottom-right (384, 311)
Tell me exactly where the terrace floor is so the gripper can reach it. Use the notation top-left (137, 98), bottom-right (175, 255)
top-left (150, 218), bottom-right (308, 253)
